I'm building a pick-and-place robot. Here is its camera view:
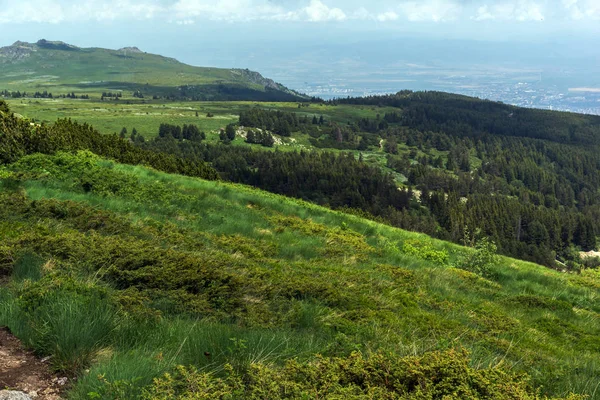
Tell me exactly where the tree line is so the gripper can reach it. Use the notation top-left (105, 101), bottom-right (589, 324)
top-left (1, 90), bottom-right (89, 99)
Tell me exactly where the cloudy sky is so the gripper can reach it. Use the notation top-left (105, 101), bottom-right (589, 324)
top-left (0, 0), bottom-right (598, 69)
top-left (1, 0), bottom-right (599, 24)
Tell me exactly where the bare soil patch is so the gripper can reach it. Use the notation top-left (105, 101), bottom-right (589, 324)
top-left (0, 328), bottom-right (63, 399)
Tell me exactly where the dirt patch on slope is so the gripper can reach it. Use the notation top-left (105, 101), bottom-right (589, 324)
top-left (0, 328), bottom-right (63, 399)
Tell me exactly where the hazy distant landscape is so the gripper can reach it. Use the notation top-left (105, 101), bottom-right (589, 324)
top-left (189, 37), bottom-right (600, 115)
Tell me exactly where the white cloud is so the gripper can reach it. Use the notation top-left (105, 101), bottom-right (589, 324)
top-left (301, 0), bottom-right (347, 22)
top-left (0, 0), bottom-right (598, 25)
top-left (472, 1), bottom-right (545, 21)
top-left (0, 0), bottom-right (165, 24)
top-left (351, 7), bottom-right (371, 20)
top-left (376, 11), bottom-right (399, 22)
top-left (562, 0), bottom-right (600, 20)
top-left (171, 0), bottom-right (284, 22)
top-left (0, 0), bottom-right (66, 23)
top-left (268, 0), bottom-right (346, 22)
top-left (473, 5), bottom-right (494, 20)
top-left (398, 0), bottom-right (461, 22)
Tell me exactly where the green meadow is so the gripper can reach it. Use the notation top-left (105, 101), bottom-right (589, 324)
top-left (2, 39), bottom-right (600, 399)
top-left (0, 43), bottom-right (261, 90)
top-left (4, 98), bottom-right (394, 139)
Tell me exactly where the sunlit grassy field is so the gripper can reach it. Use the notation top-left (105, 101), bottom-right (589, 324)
top-left (0, 45), bottom-right (263, 90)
top-left (4, 98), bottom-right (396, 138)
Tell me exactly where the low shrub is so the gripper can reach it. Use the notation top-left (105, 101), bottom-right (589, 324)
top-left (402, 239), bottom-right (449, 264)
top-left (140, 349), bottom-right (580, 399)
top-left (456, 237), bottom-right (499, 278)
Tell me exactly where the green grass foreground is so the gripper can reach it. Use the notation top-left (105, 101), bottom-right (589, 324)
top-left (0, 151), bottom-right (599, 398)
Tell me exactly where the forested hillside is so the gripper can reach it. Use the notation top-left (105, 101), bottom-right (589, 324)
top-left (124, 95), bottom-right (600, 268)
top-left (1, 99), bottom-right (599, 398)
top-left (329, 92), bottom-right (600, 266)
top-left (4, 87), bottom-right (600, 268)
top-left (333, 91), bottom-right (600, 145)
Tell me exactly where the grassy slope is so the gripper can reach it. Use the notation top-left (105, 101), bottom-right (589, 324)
top-left (0, 151), bottom-right (599, 398)
top-left (1, 47), bottom-right (240, 87)
top-left (0, 42), bottom-right (301, 100)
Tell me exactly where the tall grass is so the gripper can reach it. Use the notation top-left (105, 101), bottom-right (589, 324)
top-left (69, 317), bottom-right (327, 399)
top-left (34, 293), bottom-right (118, 373)
top-left (0, 288), bottom-right (118, 373)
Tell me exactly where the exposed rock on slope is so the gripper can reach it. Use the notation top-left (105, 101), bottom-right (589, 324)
top-left (0, 42), bottom-right (36, 63)
top-left (0, 390), bottom-right (32, 400)
top-left (118, 46), bottom-right (143, 54)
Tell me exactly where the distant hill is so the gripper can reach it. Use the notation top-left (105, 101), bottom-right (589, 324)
top-left (333, 90), bottom-right (600, 145)
top-left (0, 39), bottom-right (307, 101)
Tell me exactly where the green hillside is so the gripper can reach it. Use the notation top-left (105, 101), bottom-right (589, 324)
top-left (0, 40), bottom-right (305, 101)
top-left (5, 92), bottom-right (600, 270)
top-left (1, 101), bottom-right (599, 399)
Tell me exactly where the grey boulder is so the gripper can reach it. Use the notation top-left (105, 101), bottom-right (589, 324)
top-left (0, 391), bottom-right (32, 400)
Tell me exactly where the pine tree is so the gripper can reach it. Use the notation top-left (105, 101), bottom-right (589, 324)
top-left (358, 137), bottom-right (368, 151)
top-left (261, 133), bottom-right (275, 147)
top-left (226, 124), bottom-right (236, 141)
top-left (219, 129), bottom-right (231, 144)
top-left (246, 130), bottom-right (256, 144)
top-left (446, 155), bottom-right (456, 171)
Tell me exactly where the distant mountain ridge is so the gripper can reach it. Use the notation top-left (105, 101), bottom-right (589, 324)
top-left (0, 39), bottom-right (306, 101)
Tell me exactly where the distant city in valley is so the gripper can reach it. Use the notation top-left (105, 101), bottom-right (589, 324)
top-left (289, 74), bottom-right (600, 116)
top-left (261, 61), bottom-right (600, 116)
top-left (195, 37), bottom-right (600, 115)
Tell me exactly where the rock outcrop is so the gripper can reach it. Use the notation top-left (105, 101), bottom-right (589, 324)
top-left (0, 391), bottom-right (32, 400)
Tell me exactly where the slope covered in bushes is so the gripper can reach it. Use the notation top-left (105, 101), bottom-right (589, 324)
top-left (0, 147), bottom-right (598, 398)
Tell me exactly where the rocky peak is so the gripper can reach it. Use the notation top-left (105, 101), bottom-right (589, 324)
top-left (11, 41), bottom-right (33, 48)
top-left (35, 39), bottom-right (79, 51)
top-left (231, 68), bottom-right (284, 91)
top-left (118, 46), bottom-right (143, 53)
top-left (0, 42), bottom-right (35, 63)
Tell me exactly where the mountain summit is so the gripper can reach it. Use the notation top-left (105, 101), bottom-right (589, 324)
top-left (0, 40), bottom-right (305, 101)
